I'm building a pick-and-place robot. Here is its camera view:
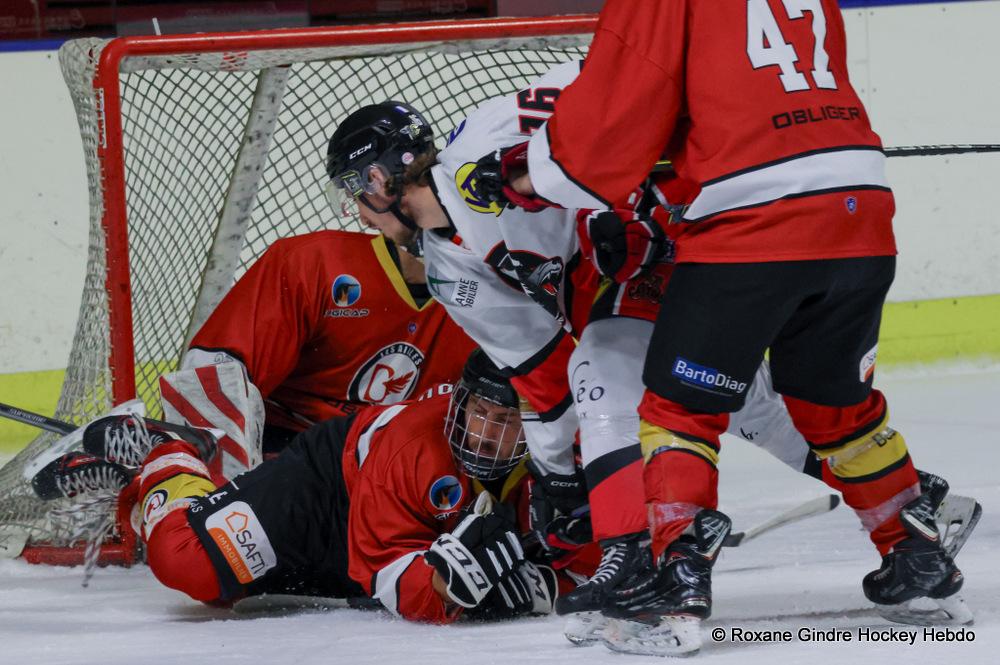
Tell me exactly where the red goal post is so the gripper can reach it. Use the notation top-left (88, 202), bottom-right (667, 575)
top-left (0, 15), bottom-right (596, 565)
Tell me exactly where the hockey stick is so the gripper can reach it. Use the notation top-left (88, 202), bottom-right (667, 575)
top-left (885, 144), bottom-right (1000, 157)
top-left (724, 494), bottom-right (840, 547)
top-left (0, 401), bottom-right (75, 436)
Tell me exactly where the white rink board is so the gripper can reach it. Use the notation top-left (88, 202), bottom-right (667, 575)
top-left (1, 1), bottom-right (1000, 372)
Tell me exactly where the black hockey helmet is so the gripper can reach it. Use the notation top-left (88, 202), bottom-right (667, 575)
top-left (325, 101), bottom-right (434, 221)
top-left (444, 349), bottom-right (527, 481)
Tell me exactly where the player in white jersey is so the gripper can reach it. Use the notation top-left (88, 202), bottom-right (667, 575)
top-left (325, 69), bottom-right (807, 532)
top-left (322, 70), bottom-right (980, 642)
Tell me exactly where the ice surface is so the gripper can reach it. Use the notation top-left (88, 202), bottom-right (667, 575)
top-left (2, 367), bottom-right (997, 664)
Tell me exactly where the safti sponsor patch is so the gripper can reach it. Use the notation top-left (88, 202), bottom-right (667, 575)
top-left (671, 358), bottom-right (748, 395)
top-left (205, 501), bottom-right (276, 584)
top-left (860, 343), bottom-right (878, 382)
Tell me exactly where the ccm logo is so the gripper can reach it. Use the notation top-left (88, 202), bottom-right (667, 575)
top-left (349, 142), bottom-right (374, 160)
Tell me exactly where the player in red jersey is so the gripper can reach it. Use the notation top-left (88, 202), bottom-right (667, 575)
top-left (159, 229), bottom-right (475, 480)
top-left (63, 349), bottom-right (593, 623)
top-left (477, 0), bottom-right (968, 654)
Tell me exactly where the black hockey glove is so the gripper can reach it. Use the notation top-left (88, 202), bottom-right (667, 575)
top-left (424, 492), bottom-right (525, 608)
top-left (465, 561), bottom-right (559, 621)
top-left (582, 210), bottom-right (670, 283)
top-left (526, 459), bottom-right (593, 558)
top-left (471, 143), bottom-right (552, 213)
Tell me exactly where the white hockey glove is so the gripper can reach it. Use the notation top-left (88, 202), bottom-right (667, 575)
top-left (466, 561), bottom-right (559, 621)
top-left (424, 492), bottom-right (525, 608)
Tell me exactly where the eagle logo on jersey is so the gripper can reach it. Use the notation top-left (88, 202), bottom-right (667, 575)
top-left (455, 162), bottom-right (503, 216)
top-left (348, 343), bottom-right (424, 405)
top-left (428, 475), bottom-right (463, 513)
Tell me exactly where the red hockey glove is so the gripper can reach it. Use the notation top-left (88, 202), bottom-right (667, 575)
top-left (472, 142), bottom-right (554, 213)
top-left (582, 210), bottom-right (669, 283)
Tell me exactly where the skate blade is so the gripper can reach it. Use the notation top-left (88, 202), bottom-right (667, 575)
top-left (564, 611), bottom-right (605, 646)
top-left (601, 615), bottom-right (701, 657)
top-left (937, 496), bottom-right (982, 559)
top-left (878, 595), bottom-right (974, 627)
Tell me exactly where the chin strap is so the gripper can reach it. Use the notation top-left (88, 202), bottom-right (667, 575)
top-left (389, 199), bottom-right (418, 230)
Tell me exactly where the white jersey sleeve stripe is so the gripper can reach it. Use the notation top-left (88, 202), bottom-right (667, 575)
top-left (356, 404), bottom-right (409, 469)
top-left (372, 550), bottom-right (425, 616)
top-left (683, 148), bottom-right (889, 222)
top-left (527, 122), bottom-right (608, 210)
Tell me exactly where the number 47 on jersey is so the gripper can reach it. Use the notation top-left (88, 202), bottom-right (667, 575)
top-left (747, 0), bottom-right (839, 93)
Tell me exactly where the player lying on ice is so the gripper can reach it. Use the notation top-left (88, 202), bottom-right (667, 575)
top-left (35, 349), bottom-right (596, 623)
top-left (155, 227), bottom-right (474, 481)
top-left (322, 65), bottom-right (981, 653)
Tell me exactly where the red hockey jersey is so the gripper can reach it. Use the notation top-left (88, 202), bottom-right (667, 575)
top-left (341, 394), bottom-right (597, 623)
top-left (188, 231), bottom-right (476, 431)
top-left (527, 0), bottom-right (897, 263)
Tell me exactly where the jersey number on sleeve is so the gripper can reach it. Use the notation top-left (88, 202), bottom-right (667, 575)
top-left (746, 0), bottom-right (838, 93)
top-left (517, 87), bottom-right (561, 134)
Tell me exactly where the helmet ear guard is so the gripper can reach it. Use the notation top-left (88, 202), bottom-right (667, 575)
top-left (444, 349), bottom-right (527, 481)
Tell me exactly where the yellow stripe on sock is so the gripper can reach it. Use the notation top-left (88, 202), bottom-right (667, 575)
top-left (639, 420), bottom-right (719, 466)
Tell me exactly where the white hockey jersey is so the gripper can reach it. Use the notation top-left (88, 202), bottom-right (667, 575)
top-left (424, 60), bottom-right (585, 474)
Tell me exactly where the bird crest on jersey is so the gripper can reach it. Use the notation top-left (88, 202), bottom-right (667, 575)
top-left (348, 343), bottom-right (425, 404)
top-left (455, 162), bottom-right (504, 216)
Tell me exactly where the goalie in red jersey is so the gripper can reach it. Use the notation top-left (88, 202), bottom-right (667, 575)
top-left (158, 229), bottom-right (475, 480)
top-left (56, 349), bottom-right (597, 624)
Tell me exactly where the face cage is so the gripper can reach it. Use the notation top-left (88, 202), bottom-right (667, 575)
top-left (444, 383), bottom-right (527, 481)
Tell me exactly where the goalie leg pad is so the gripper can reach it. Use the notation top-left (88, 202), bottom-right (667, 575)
top-left (160, 362), bottom-right (265, 479)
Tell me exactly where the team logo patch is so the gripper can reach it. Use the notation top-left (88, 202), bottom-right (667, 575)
top-left (859, 343), bottom-right (878, 382)
top-left (455, 162), bottom-right (503, 216)
top-left (671, 357), bottom-right (748, 395)
top-left (484, 243), bottom-right (565, 322)
top-left (626, 272), bottom-right (666, 304)
top-left (845, 196), bottom-right (858, 214)
top-left (348, 342), bottom-right (424, 404)
top-left (428, 475), bottom-right (463, 512)
top-left (205, 501), bottom-right (276, 584)
top-left (142, 489), bottom-right (168, 523)
top-left (332, 274), bottom-right (362, 307)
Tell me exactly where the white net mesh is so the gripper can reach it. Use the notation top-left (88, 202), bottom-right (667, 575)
top-left (0, 26), bottom-right (589, 554)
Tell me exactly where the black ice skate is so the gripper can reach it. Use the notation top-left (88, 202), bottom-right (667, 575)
top-left (82, 414), bottom-right (218, 468)
top-left (556, 531), bottom-right (650, 646)
top-left (601, 509), bottom-right (731, 657)
top-left (918, 470), bottom-right (982, 559)
top-left (31, 451), bottom-right (132, 500)
top-left (863, 485), bottom-right (972, 626)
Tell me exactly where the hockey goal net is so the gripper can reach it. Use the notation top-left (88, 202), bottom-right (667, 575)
top-left (0, 16), bottom-right (594, 565)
